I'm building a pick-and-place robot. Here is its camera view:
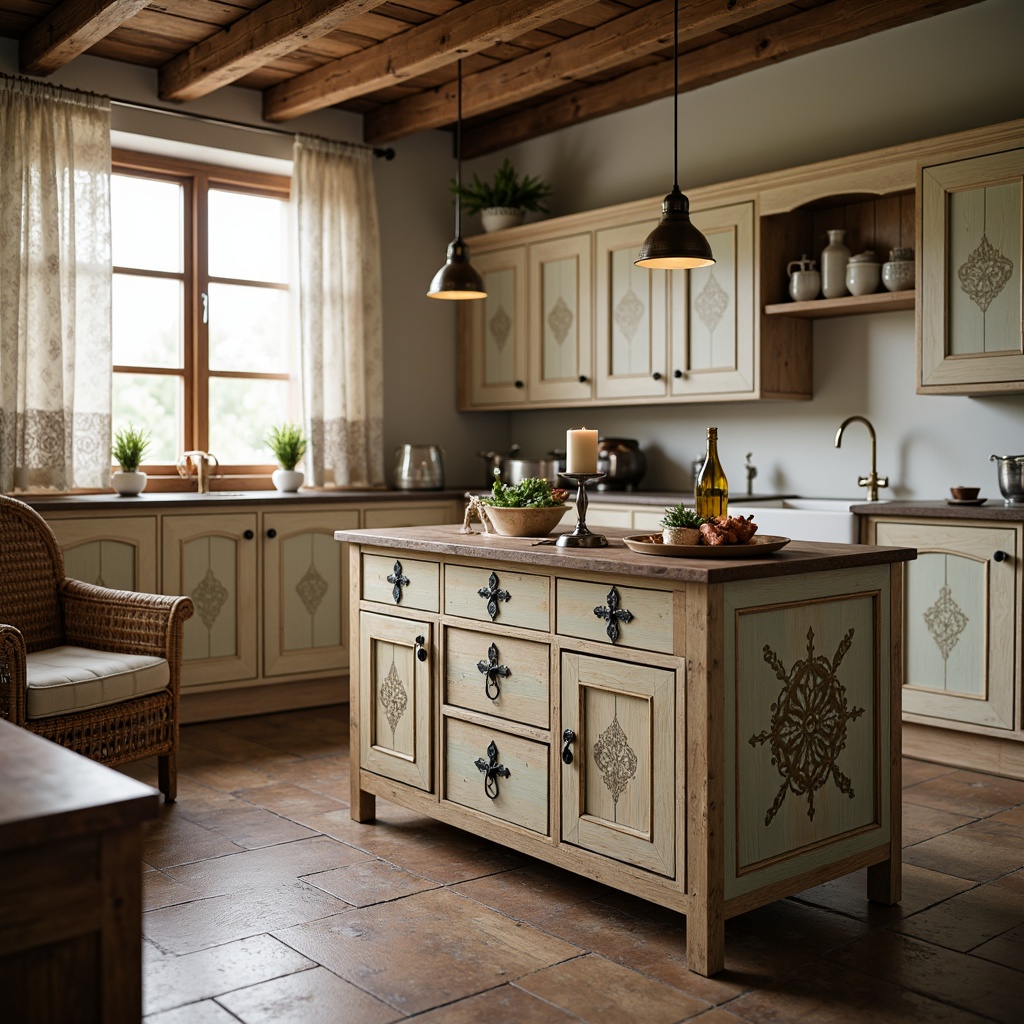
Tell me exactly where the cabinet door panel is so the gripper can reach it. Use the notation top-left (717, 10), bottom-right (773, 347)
top-left (49, 516), bottom-right (157, 593)
top-left (561, 652), bottom-right (676, 877)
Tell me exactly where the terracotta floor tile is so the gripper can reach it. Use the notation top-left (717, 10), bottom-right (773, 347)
top-left (903, 819), bottom-right (1024, 882)
top-left (143, 933), bottom-right (314, 1016)
top-left (990, 803), bottom-right (1024, 827)
top-left (410, 984), bottom-right (580, 1023)
top-left (178, 754), bottom-right (281, 793)
top-left (145, 879), bottom-right (351, 955)
top-left (262, 754), bottom-right (350, 797)
top-left (180, 726), bottom-right (303, 766)
top-left (902, 758), bottom-right (957, 788)
top-left (515, 953), bottom-right (709, 1023)
top-left (177, 803), bottom-right (319, 849)
top-left (993, 868), bottom-right (1024, 894)
top-left (144, 868), bottom-right (206, 913)
top-left (215, 966), bottom-right (401, 1024)
top-left (972, 923), bottom-right (1024, 972)
top-left (145, 998), bottom-right (241, 1024)
top-left (901, 769), bottom-right (1024, 818)
top-left (233, 781), bottom-right (348, 821)
top-left (683, 1011), bottom-right (752, 1024)
top-left (823, 930), bottom-right (1023, 1024)
top-left (894, 880), bottom-right (1024, 951)
top-left (303, 858), bottom-right (439, 906)
top-left (902, 801), bottom-right (975, 848)
top-left (274, 888), bottom-right (580, 1015)
top-left (142, 813), bottom-right (244, 869)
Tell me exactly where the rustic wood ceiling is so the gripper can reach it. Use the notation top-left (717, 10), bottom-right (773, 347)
top-left (0, 0), bottom-right (982, 157)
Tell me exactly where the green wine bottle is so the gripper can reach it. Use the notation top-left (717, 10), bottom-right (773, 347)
top-left (695, 426), bottom-right (728, 518)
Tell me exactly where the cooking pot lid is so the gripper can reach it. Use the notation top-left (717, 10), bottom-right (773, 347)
top-left (992, 453), bottom-right (1024, 462)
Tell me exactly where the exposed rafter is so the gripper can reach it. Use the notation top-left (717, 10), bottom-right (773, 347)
top-left (261, 0), bottom-right (595, 123)
top-left (159, 0), bottom-right (389, 103)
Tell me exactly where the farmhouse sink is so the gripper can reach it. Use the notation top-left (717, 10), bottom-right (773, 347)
top-left (729, 498), bottom-right (883, 543)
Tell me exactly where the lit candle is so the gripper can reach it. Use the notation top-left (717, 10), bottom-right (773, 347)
top-left (566, 427), bottom-right (598, 474)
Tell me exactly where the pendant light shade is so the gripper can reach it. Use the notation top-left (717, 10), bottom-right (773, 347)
top-left (636, 0), bottom-right (714, 270)
top-left (428, 61), bottom-right (486, 300)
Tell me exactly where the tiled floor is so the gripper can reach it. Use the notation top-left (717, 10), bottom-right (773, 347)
top-left (123, 706), bottom-right (1024, 1023)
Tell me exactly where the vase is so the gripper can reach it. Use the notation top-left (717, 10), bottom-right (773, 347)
top-left (821, 229), bottom-right (850, 298)
top-left (480, 207), bottom-right (525, 232)
top-left (272, 469), bottom-right (304, 493)
top-left (111, 470), bottom-right (147, 496)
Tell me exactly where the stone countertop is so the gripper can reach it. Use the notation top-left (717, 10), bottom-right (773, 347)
top-left (334, 523), bottom-right (915, 585)
top-left (850, 500), bottom-right (1024, 521)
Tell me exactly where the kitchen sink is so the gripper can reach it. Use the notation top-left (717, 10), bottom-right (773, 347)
top-left (729, 498), bottom-right (883, 544)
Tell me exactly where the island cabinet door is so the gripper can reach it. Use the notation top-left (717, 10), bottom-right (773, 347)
top-left (359, 611), bottom-right (432, 792)
top-left (560, 652), bottom-right (677, 877)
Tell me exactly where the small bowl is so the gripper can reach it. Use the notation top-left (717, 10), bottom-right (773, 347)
top-left (950, 486), bottom-right (980, 501)
top-left (482, 504), bottom-right (570, 537)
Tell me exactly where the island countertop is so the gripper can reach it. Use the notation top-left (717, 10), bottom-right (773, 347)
top-left (334, 522), bottom-right (916, 584)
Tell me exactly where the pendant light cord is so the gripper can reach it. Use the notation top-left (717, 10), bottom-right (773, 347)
top-left (672, 0), bottom-right (679, 191)
top-left (455, 59), bottom-right (463, 239)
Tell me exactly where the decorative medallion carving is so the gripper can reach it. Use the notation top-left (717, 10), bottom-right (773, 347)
top-left (749, 627), bottom-right (864, 826)
top-left (695, 271), bottom-right (729, 335)
top-left (296, 563), bottom-right (329, 616)
top-left (477, 641), bottom-right (511, 700)
top-left (593, 714), bottom-right (637, 805)
top-left (477, 571), bottom-right (511, 621)
top-left (958, 233), bottom-right (1013, 313)
top-left (547, 296), bottom-right (574, 345)
top-left (593, 586), bottom-right (634, 643)
top-left (192, 567), bottom-right (229, 630)
top-left (489, 305), bottom-right (512, 351)
top-left (924, 584), bottom-right (969, 661)
top-left (380, 658), bottom-right (408, 734)
top-left (613, 287), bottom-right (645, 343)
top-left (387, 561), bottom-right (410, 604)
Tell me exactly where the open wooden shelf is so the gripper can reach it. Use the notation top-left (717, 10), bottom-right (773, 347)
top-left (764, 289), bottom-right (915, 319)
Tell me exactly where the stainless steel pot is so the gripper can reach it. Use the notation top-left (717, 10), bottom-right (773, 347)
top-left (991, 453), bottom-right (1024, 504)
top-left (394, 444), bottom-right (444, 490)
top-left (503, 457), bottom-right (562, 487)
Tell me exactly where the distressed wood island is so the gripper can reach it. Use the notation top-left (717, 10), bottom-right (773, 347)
top-left (334, 524), bottom-right (915, 976)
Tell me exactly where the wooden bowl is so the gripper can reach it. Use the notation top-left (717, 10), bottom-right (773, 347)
top-left (950, 486), bottom-right (980, 501)
top-left (483, 504), bottom-right (570, 537)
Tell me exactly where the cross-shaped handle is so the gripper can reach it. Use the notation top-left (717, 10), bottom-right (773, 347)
top-left (593, 586), bottom-right (634, 643)
top-left (473, 740), bottom-right (511, 800)
top-left (476, 642), bottom-right (511, 700)
top-left (386, 560), bottom-right (410, 604)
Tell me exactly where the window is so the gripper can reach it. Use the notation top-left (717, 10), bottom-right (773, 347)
top-left (111, 151), bottom-right (294, 479)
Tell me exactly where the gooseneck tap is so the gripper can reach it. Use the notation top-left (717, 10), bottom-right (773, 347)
top-left (834, 416), bottom-right (888, 501)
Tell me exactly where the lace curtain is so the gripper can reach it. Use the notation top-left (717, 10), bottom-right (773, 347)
top-left (0, 76), bottom-right (112, 492)
top-left (292, 135), bottom-right (384, 487)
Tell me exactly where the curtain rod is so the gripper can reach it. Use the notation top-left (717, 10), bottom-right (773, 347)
top-left (111, 97), bottom-right (396, 160)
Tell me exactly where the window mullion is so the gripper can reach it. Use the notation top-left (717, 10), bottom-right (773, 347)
top-left (192, 170), bottom-right (209, 454)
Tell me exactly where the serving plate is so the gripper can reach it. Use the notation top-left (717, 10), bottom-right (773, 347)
top-left (623, 534), bottom-right (791, 558)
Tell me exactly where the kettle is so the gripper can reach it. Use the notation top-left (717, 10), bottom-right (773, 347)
top-left (394, 444), bottom-right (444, 490)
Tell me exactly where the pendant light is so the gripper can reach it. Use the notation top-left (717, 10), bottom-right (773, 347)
top-left (635, 0), bottom-right (714, 270)
top-left (428, 60), bottom-right (486, 300)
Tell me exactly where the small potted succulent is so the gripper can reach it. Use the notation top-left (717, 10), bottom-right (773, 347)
top-left (481, 476), bottom-right (570, 537)
top-left (266, 422), bottom-right (307, 493)
top-left (450, 158), bottom-right (553, 232)
top-left (111, 424), bottom-right (151, 496)
top-left (660, 504), bottom-right (706, 546)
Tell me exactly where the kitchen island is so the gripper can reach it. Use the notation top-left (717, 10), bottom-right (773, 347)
top-left (335, 523), bottom-right (915, 976)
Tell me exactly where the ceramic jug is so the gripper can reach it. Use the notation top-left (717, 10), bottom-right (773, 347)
top-left (821, 229), bottom-right (851, 298)
top-left (786, 254), bottom-right (820, 302)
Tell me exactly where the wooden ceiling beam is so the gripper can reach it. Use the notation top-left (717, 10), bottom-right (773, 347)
top-left (158, 0), bottom-right (389, 103)
top-left (262, 0), bottom-right (595, 123)
top-left (19, 0), bottom-right (150, 75)
top-left (363, 0), bottom-right (793, 145)
top-left (458, 0), bottom-right (986, 158)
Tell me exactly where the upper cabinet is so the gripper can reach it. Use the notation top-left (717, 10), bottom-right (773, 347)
top-left (919, 146), bottom-right (1024, 394)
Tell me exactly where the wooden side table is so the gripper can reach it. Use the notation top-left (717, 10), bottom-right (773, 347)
top-left (0, 720), bottom-right (158, 1023)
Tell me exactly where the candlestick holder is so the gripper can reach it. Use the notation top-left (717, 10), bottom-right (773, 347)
top-left (556, 473), bottom-right (608, 548)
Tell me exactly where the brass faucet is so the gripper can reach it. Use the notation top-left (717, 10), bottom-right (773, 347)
top-left (834, 416), bottom-right (888, 501)
top-left (176, 451), bottom-right (218, 494)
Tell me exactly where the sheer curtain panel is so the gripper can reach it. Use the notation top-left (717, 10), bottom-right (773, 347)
top-left (0, 76), bottom-right (112, 492)
top-left (292, 135), bottom-right (384, 487)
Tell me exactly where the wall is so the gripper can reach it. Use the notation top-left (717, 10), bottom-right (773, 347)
top-left (459, 0), bottom-right (1024, 499)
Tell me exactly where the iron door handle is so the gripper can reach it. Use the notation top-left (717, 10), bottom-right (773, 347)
top-left (243, 529), bottom-right (254, 540)
top-left (994, 550), bottom-right (1009, 562)
top-left (414, 635), bottom-right (428, 662)
top-left (561, 728), bottom-right (576, 764)
top-left (266, 528), bottom-right (277, 538)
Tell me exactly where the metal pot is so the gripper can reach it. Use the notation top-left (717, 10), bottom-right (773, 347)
top-left (393, 444), bottom-right (444, 490)
top-left (477, 445), bottom-right (520, 487)
top-left (503, 457), bottom-right (563, 487)
top-left (991, 453), bottom-right (1024, 504)
top-left (596, 438), bottom-right (646, 491)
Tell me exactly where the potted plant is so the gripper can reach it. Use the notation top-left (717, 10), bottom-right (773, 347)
top-left (266, 422), bottom-right (307, 492)
top-left (481, 476), bottom-right (570, 537)
top-left (111, 424), bottom-right (151, 496)
top-left (451, 158), bottom-right (553, 232)
top-left (660, 504), bottom-right (706, 546)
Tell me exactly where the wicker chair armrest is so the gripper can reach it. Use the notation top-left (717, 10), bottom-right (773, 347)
top-left (61, 579), bottom-right (194, 658)
top-left (0, 623), bottom-right (28, 725)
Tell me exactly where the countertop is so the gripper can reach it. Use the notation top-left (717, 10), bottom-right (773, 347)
top-left (850, 499), bottom-right (1024, 521)
top-left (335, 523), bottom-right (915, 585)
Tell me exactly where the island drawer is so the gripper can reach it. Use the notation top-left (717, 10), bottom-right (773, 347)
top-left (445, 627), bottom-right (550, 729)
top-left (443, 716), bottom-right (549, 836)
top-left (444, 564), bottom-right (550, 631)
top-left (362, 553), bottom-right (440, 612)
top-left (556, 580), bottom-right (674, 654)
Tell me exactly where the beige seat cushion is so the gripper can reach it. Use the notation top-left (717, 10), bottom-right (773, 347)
top-left (26, 645), bottom-right (170, 719)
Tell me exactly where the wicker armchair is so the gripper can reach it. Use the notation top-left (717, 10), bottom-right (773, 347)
top-left (0, 495), bottom-right (193, 801)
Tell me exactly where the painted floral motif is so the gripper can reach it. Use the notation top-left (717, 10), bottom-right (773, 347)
top-left (924, 584), bottom-right (969, 661)
top-left (750, 627), bottom-right (864, 826)
top-left (489, 305), bottom-right (512, 351)
top-left (613, 288), bottom-right (645, 343)
top-left (193, 567), bottom-right (229, 631)
top-left (296, 563), bottom-right (329, 617)
top-left (547, 296), bottom-right (574, 345)
top-left (380, 658), bottom-right (408, 734)
top-left (958, 234), bottom-right (1013, 313)
top-left (694, 271), bottom-right (728, 335)
top-left (593, 714), bottom-right (638, 805)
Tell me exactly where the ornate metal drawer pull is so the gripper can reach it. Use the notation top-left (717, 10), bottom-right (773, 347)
top-left (561, 728), bottom-right (576, 765)
top-left (477, 570), bottom-right (511, 620)
top-left (593, 586), bottom-right (634, 643)
top-left (474, 740), bottom-right (511, 800)
top-left (387, 561), bottom-right (410, 604)
top-left (477, 642), bottom-right (510, 700)
top-left (414, 635), bottom-right (427, 662)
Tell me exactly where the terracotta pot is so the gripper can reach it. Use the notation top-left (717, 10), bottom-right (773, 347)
top-left (483, 504), bottom-right (569, 537)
